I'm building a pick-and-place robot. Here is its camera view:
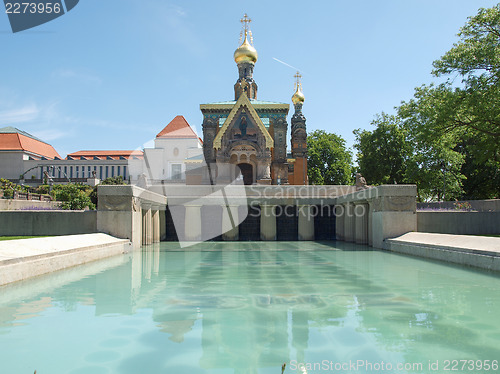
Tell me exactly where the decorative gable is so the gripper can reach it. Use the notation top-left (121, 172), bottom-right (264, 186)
top-left (213, 92), bottom-right (273, 149)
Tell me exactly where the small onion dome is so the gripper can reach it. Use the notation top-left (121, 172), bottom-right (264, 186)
top-left (292, 85), bottom-right (305, 105)
top-left (234, 34), bottom-right (258, 64)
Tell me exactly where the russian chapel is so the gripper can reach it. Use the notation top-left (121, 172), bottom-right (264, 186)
top-left (200, 14), bottom-right (308, 185)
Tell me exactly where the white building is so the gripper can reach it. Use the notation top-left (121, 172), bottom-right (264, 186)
top-left (129, 115), bottom-right (203, 184)
top-left (0, 116), bottom-right (203, 185)
top-left (0, 126), bottom-right (62, 181)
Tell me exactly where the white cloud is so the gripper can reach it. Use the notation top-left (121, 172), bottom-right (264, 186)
top-left (0, 100), bottom-right (75, 143)
top-left (0, 105), bottom-right (39, 124)
top-left (52, 69), bottom-right (102, 85)
top-left (170, 4), bottom-right (186, 17)
top-left (141, 2), bottom-right (206, 58)
top-left (30, 128), bottom-right (68, 141)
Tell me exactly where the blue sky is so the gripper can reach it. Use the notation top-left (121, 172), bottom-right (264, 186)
top-left (0, 0), bottom-right (498, 157)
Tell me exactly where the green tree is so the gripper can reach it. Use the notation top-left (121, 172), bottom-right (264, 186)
top-left (352, 5), bottom-right (500, 200)
top-left (433, 4), bottom-right (500, 90)
top-left (429, 4), bottom-right (500, 197)
top-left (353, 113), bottom-right (411, 185)
top-left (456, 135), bottom-right (500, 199)
top-left (307, 130), bottom-right (353, 185)
top-left (398, 86), bottom-right (467, 201)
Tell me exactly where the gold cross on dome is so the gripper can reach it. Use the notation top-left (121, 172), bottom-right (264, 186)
top-left (239, 13), bottom-right (254, 44)
top-left (240, 13), bottom-right (251, 31)
top-left (294, 71), bottom-right (302, 89)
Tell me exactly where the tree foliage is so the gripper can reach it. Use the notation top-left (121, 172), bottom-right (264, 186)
top-left (433, 5), bottom-right (500, 85)
top-left (431, 5), bottom-right (500, 162)
top-left (354, 113), bottom-right (411, 185)
top-left (354, 4), bottom-right (500, 200)
top-left (398, 87), bottom-right (467, 201)
top-left (307, 130), bottom-right (353, 185)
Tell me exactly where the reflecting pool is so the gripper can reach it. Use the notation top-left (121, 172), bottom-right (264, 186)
top-left (1, 241), bottom-right (500, 374)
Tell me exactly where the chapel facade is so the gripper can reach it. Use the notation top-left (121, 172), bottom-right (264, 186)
top-left (200, 14), bottom-right (308, 185)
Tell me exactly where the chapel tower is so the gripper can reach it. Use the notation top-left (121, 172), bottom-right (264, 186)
top-left (200, 14), bottom-right (307, 185)
top-left (234, 14), bottom-right (258, 100)
top-left (289, 72), bottom-right (308, 185)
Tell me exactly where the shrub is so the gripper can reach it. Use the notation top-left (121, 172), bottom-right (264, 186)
top-left (101, 176), bottom-right (125, 185)
top-left (35, 185), bottom-right (51, 195)
top-left (51, 184), bottom-right (95, 210)
top-left (453, 201), bottom-right (472, 211)
top-left (0, 178), bottom-right (27, 198)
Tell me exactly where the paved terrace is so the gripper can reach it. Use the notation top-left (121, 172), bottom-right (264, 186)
top-left (0, 234), bottom-right (130, 286)
top-left (386, 232), bottom-right (500, 272)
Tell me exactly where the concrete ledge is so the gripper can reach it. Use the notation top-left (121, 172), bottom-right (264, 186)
top-left (337, 184), bottom-right (417, 205)
top-left (151, 185), bottom-right (357, 205)
top-left (385, 232), bottom-right (500, 271)
top-left (98, 184), bottom-right (168, 206)
top-left (0, 233), bottom-right (131, 286)
top-left (0, 199), bottom-right (61, 210)
top-left (418, 199), bottom-right (500, 212)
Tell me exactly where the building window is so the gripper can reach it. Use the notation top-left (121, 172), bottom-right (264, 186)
top-left (99, 166), bottom-right (103, 179)
top-left (105, 166), bottom-right (109, 179)
top-left (123, 166), bottom-right (127, 179)
top-left (111, 166), bottom-right (115, 177)
top-left (117, 166), bottom-right (121, 177)
top-left (58, 167), bottom-right (61, 178)
top-left (88, 166), bottom-right (91, 178)
top-left (171, 164), bottom-right (182, 180)
top-left (70, 166), bottom-right (73, 179)
top-left (64, 166), bottom-right (67, 179)
top-left (76, 166), bottom-right (79, 178)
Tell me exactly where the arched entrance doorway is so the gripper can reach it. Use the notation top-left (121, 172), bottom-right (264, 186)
top-left (238, 163), bottom-right (253, 185)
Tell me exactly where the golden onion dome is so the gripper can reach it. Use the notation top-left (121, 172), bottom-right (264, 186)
top-left (234, 34), bottom-right (258, 64)
top-left (292, 85), bottom-right (305, 105)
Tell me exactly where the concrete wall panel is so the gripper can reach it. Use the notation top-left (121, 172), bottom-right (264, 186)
top-left (0, 211), bottom-right (97, 236)
top-left (417, 211), bottom-right (500, 235)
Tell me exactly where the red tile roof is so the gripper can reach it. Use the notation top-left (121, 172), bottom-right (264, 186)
top-left (156, 115), bottom-right (199, 139)
top-left (0, 131), bottom-right (61, 159)
top-left (67, 150), bottom-right (144, 160)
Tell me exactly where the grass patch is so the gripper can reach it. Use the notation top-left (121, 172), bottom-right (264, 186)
top-left (0, 236), bottom-right (50, 241)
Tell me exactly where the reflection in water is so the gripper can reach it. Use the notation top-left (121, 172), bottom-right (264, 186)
top-left (1, 242), bottom-right (500, 374)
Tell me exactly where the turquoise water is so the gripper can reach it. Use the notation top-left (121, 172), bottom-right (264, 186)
top-left (1, 241), bottom-right (500, 374)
